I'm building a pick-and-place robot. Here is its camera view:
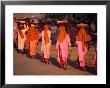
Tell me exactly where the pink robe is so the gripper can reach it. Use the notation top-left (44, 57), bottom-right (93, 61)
top-left (56, 35), bottom-right (71, 64)
top-left (41, 30), bottom-right (51, 58)
top-left (76, 41), bottom-right (87, 67)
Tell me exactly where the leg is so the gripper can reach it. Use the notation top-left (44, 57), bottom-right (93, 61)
top-left (44, 44), bottom-right (51, 64)
top-left (47, 45), bottom-right (51, 64)
top-left (80, 61), bottom-right (85, 71)
top-left (76, 41), bottom-right (85, 71)
top-left (62, 57), bottom-right (67, 70)
top-left (30, 40), bottom-right (36, 59)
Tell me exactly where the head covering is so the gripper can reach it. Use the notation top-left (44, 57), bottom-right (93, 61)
top-left (57, 21), bottom-right (67, 43)
top-left (30, 23), bottom-right (36, 29)
top-left (76, 23), bottom-right (90, 43)
top-left (31, 23), bottom-right (35, 26)
top-left (57, 21), bottom-right (67, 27)
top-left (43, 21), bottom-right (50, 44)
top-left (26, 23), bottom-right (37, 42)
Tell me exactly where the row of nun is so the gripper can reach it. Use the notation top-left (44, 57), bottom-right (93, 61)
top-left (13, 19), bottom-right (97, 71)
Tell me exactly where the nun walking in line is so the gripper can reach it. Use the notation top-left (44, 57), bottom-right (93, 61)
top-left (56, 21), bottom-right (72, 70)
top-left (75, 22), bottom-right (91, 71)
top-left (41, 22), bottom-right (51, 64)
top-left (25, 23), bottom-right (38, 59)
top-left (17, 23), bottom-right (29, 54)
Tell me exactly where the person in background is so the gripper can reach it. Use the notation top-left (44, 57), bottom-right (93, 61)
top-left (50, 23), bottom-right (58, 44)
top-left (88, 22), bottom-right (97, 43)
top-left (76, 22), bottom-right (91, 71)
top-left (37, 24), bottom-right (43, 42)
top-left (41, 22), bottom-right (51, 64)
top-left (25, 23), bottom-right (38, 59)
top-left (70, 23), bottom-right (78, 46)
top-left (56, 21), bottom-right (71, 70)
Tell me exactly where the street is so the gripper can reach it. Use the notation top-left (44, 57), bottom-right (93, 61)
top-left (14, 42), bottom-right (96, 75)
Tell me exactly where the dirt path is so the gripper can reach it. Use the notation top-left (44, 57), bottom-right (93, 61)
top-left (14, 42), bottom-right (96, 75)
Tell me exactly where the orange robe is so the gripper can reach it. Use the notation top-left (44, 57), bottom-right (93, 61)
top-left (76, 23), bottom-right (91, 50)
top-left (26, 26), bottom-right (38, 56)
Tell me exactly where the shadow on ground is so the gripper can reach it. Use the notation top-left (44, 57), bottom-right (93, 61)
top-left (36, 53), bottom-right (44, 63)
top-left (50, 57), bottom-right (60, 68)
top-left (36, 53), bottom-right (60, 68)
top-left (68, 59), bottom-right (80, 69)
top-left (68, 59), bottom-right (97, 75)
top-left (36, 53), bottom-right (97, 75)
top-left (85, 65), bottom-right (97, 75)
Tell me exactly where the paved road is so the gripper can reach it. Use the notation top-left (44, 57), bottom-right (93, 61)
top-left (14, 42), bottom-right (96, 75)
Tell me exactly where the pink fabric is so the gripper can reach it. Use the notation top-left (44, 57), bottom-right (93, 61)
top-left (56, 35), bottom-right (71, 64)
top-left (76, 41), bottom-right (87, 67)
top-left (30, 40), bottom-right (37, 56)
top-left (41, 30), bottom-right (51, 58)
